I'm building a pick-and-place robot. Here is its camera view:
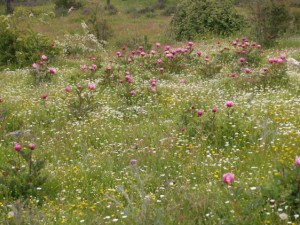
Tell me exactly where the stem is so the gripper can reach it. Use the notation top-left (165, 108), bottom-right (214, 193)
top-left (29, 151), bottom-right (32, 175)
top-left (18, 152), bottom-right (21, 172)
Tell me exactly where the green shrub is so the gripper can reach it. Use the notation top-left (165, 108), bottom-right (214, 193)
top-left (0, 17), bottom-right (61, 70)
top-left (171, 0), bottom-right (244, 40)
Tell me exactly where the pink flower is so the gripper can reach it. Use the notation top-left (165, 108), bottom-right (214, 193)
top-left (32, 63), bottom-right (38, 69)
top-left (295, 156), bottom-right (300, 166)
top-left (197, 51), bottom-right (203, 57)
top-left (106, 66), bottom-right (112, 71)
top-left (80, 65), bottom-right (87, 70)
top-left (230, 73), bottom-right (236, 78)
top-left (179, 79), bottom-right (185, 84)
top-left (48, 67), bottom-right (57, 74)
top-left (116, 51), bottom-right (122, 57)
top-left (212, 106), bottom-right (217, 113)
top-left (39, 61), bottom-right (44, 66)
top-left (245, 68), bottom-right (251, 74)
top-left (125, 75), bottom-right (133, 83)
top-left (156, 42), bottom-right (161, 48)
top-left (140, 52), bottom-right (146, 57)
top-left (197, 109), bottom-right (204, 116)
top-left (88, 83), bottom-right (96, 90)
top-left (130, 159), bottom-right (137, 166)
top-left (156, 59), bottom-right (162, 64)
top-left (159, 68), bottom-right (164, 73)
top-left (150, 50), bottom-right (156, 55)
top-left (239, 57), bottom-right (245, 63)
top-left (166, 53), bottom-right (174, 59)
top-left (130, 90), bottom-right (136, 96)
top-left (277, 59), bottom-right (283, 64)
top-left (138, 46), bottom-right (144, 51)
top-left (89, 64), bottom-right (97, 71)
top-left (65, 86), bottom-right (71, 92)
top-left (226, 101), bottom-right (234, 108)
top-left (188, 41), bottom-right (193, 47)
top-left (223, 172), bottom-right (235, 185)
top-left (128, 58), bottom-right (133, 63)
top-left (150, 79), bottom-right (156, 87)
top-left (15, 143), bottom-right (21, 152)
top-left (280, 54), bottom-right (286, 60)
top-left (28, 143), bottom-right (36, 150)
top-left (257, 44), bottom-right (261, 48)
top-left (232, 41), bottom-right (238, 46)
top-left (164, 45), bottom-right (170, 51)
top-left (205, 56), bottom-right (209, 62)
top-left (41, 93), bottom-right (48, 100)
top-left (41, 55), bottom-right (47, 61)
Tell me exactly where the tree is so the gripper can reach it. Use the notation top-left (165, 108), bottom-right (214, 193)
top-left (106, 0), bottom-right (110, 9)
top-left (5, 0), bottom-right (14, 14)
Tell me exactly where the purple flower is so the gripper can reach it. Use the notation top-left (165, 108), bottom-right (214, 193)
top-left (15, 143), bottom-right (21, 152)
top-left (223, 173), bottom-right (234, 185)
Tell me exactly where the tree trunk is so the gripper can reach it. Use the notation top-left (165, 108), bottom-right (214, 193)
top-left (106, 0), bottom-right (110, 9)
top-left (6, 0), bottom-right (14, 14)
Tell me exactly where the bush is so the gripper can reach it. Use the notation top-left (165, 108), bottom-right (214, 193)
top-left (249, 0), bottom-right (291, 47)
top-left (171, 0), bottom-right (244, 40)
top-left (0, 17), bottom-right (60, 70)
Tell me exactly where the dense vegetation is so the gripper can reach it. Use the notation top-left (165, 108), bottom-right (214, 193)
top-left (0, 0), bottom-right (300, 224)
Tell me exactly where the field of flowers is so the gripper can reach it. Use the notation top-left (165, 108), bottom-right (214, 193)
top-left (0, 33), bottom-right (300, 225)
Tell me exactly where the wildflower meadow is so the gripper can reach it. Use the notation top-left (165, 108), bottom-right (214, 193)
top-left (0, 0), bottom-right (300, 224)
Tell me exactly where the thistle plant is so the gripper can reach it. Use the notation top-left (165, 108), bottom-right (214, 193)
top-left (31, 55), bottom-right (57, 85)
top-left (0, 143), bottom-right (47, 200)
top-left (65, 83), bottom-right (99, 119)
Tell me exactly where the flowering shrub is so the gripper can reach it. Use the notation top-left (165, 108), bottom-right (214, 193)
top-left (56, 22), bottom-right (106, 56)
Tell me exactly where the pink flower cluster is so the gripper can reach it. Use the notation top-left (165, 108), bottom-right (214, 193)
top-left (125, 71), bottom-right (133, 83)
top-left (268, 54), bottom-right (286, 64)
top-left (14, 143), bottom-right (36, 152)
